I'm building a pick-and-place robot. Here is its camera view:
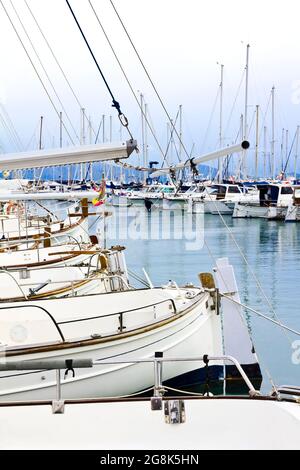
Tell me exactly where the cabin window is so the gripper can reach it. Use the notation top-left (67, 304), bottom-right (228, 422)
top-left (228, 186), bottom-right (241, 194)
top-left (281, 187), bottom-right (293, 195)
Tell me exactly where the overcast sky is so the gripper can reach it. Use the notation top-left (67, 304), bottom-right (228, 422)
top-left (0, 0), bottom-right (300, 174)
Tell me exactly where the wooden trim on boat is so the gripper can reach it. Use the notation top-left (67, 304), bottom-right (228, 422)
top-left (0, 273), bottom-right (103, 303)
top-left (0, 217), bottom-right (85, 243)
top-left (4, 293), bottom-right (207, 357)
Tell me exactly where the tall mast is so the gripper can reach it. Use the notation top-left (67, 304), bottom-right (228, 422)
top-left (237, 114), bottom-right (244, 180)
top-left (59, 112), bottom-right (63, 148)
top-left (285, 129), bottom-right (289, 176)
top-left (89, 116), bottom-right (93, 181)
top-left (255, 105), bottom-right (259, 180)
top-left (280, 128), bottom-right (285, 172)
top-left (218, 63), bottom-right (224, 183)
top-left (145, 102), bottom-right (149, 183)
top-left (243, 44), bottom-right (250, 178)
top-left (179, 104), bottom-right (183, 162)
top-left (294, 125), bottom-right (300, 179)
top-left (140, 93), bottom-right (146, 183)
top-left (35, 115), bottom-right (43, 182)
top-left (271, 86), bottom-right (275, 180)
top-left (80, 108), bottom-right (86, 181)
top-left (170, 119), bottom-right (174, 167)
top-left (110, 115), bottom-right (113, 181)
top-left (263, 126), bottom-right (267, 178)
top-left (39, 115), bottom-right (43, 150)
top-left (102, 114), bottom-right (106, 179)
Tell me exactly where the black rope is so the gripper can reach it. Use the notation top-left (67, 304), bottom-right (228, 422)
top-left (65, 0), bottom-right (131, 135)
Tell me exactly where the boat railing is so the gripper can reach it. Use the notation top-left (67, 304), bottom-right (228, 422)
top-left (0, 270), bottom-right (28, 299)
top-left (0, 297), bottom-right (177, 346)
top-left (0, 221), bottom-right (83, 249)
top-left (0, 303), bottom-right (65, 341)
top-left (271, 385), bottom-right (300, 398)
top-left (56, 297), bottom-right (177, 334)
top-left (0, 354), bottom-right (261, 414)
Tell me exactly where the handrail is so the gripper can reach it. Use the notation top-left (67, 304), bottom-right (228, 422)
top-left (93, 352), bottom-right (259, 395)
top-left (0, 270), bottom-right (28, 299)
top-left (0, 354), bottom-right (259, 397)
top-left (0, 304), bottom-right (65, 342)
top-left (57, 297), bottom-right (177, 326)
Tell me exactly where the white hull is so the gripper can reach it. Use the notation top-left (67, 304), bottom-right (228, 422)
top-left (233, 203), bottom-right (287, 219)
top-left (204, 200), bottom-right (233, 215)
top-left (0, 288), bottom-right (222, 400)
top-left (187, 199), bottom-right (232, 214)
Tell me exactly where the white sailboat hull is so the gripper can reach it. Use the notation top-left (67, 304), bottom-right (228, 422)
top-left (0, 289), bottom-right (223, 400)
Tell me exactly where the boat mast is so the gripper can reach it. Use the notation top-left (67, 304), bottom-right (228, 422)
top-left (218, 63), bottom-right (224, 183)
top-left (59, 112), bottom-right (63, 149)
top-left (140, 93), bottom-right (146, 184)
top-left (271, 86), bottom-right (275, 180)
top-left (243, 44), bottom-right (250, 179)
top-left (110, 115), bottom-right (113, 182)
top-left (35, 115), bottom-right (43, 182)
top-left (255, 105), bottom-right (259, 180)
top-left (179, 104), bottom-right (183, 161)
top-left (89, 116), bottom-right (93, 181)
top-left (280, 128), bottom-right (285, 172)
top-left (102, 114), bottom-right (106, 179)
top-left (237, 114), bottom-right (244, 180)
top-left (80, 108), bottom-right (86, 181)
top-left (263, 126), bottom-right (267, 178)
top-left (285, 129), bottom-right (289, 176)
top-left (145, 102), bottom-right (149, 182)
top-left (294, 125), bottom-right (300, 179)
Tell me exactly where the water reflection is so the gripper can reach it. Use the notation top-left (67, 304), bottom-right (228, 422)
top-left (100, 208), bottom-right (300, 389)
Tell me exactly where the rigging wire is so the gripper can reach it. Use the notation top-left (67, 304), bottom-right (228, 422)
top-left (0, 109), bottom-right (21, 151)
top-left (0, 0), bottom-right (76, 145)
top-left (87, 0), bottom-right (168, 162)
top-left (160, 108), bottom-right (180, 169)
top-left (221, 294), bottom-right (300, 337)
top-left (203, 237), bottom-right (283, 389)
top-left (109, 0), bottom-right (191, 161)
top-left (65, 0), bottom-right (134, 140)
top-left (23, 0), bottom-right (97, 138)
top-left (0, 102), bottom-right (23, 150)
top-left (283, 128), bottom-right (297, 174)
top-left (106, 0), bottom-right (298, 345)
top-left (9, 0), bottom-right (80, 143)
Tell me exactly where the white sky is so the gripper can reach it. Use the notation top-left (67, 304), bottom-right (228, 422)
top-left (0, 0), bottom-right (300, 173)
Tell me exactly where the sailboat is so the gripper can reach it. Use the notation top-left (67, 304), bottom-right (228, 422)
top-left (0, 141), bottom-right (261, 401)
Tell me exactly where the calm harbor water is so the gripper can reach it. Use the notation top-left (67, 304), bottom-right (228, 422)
top-left (93, 207), bottom-right (300, 392)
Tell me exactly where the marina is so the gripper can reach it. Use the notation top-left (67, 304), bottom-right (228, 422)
top-left (0, 0), bottom-right (299, 453)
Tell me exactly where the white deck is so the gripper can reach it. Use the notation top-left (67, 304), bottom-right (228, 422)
top-left (0, 398), bottom-right (299, 449)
